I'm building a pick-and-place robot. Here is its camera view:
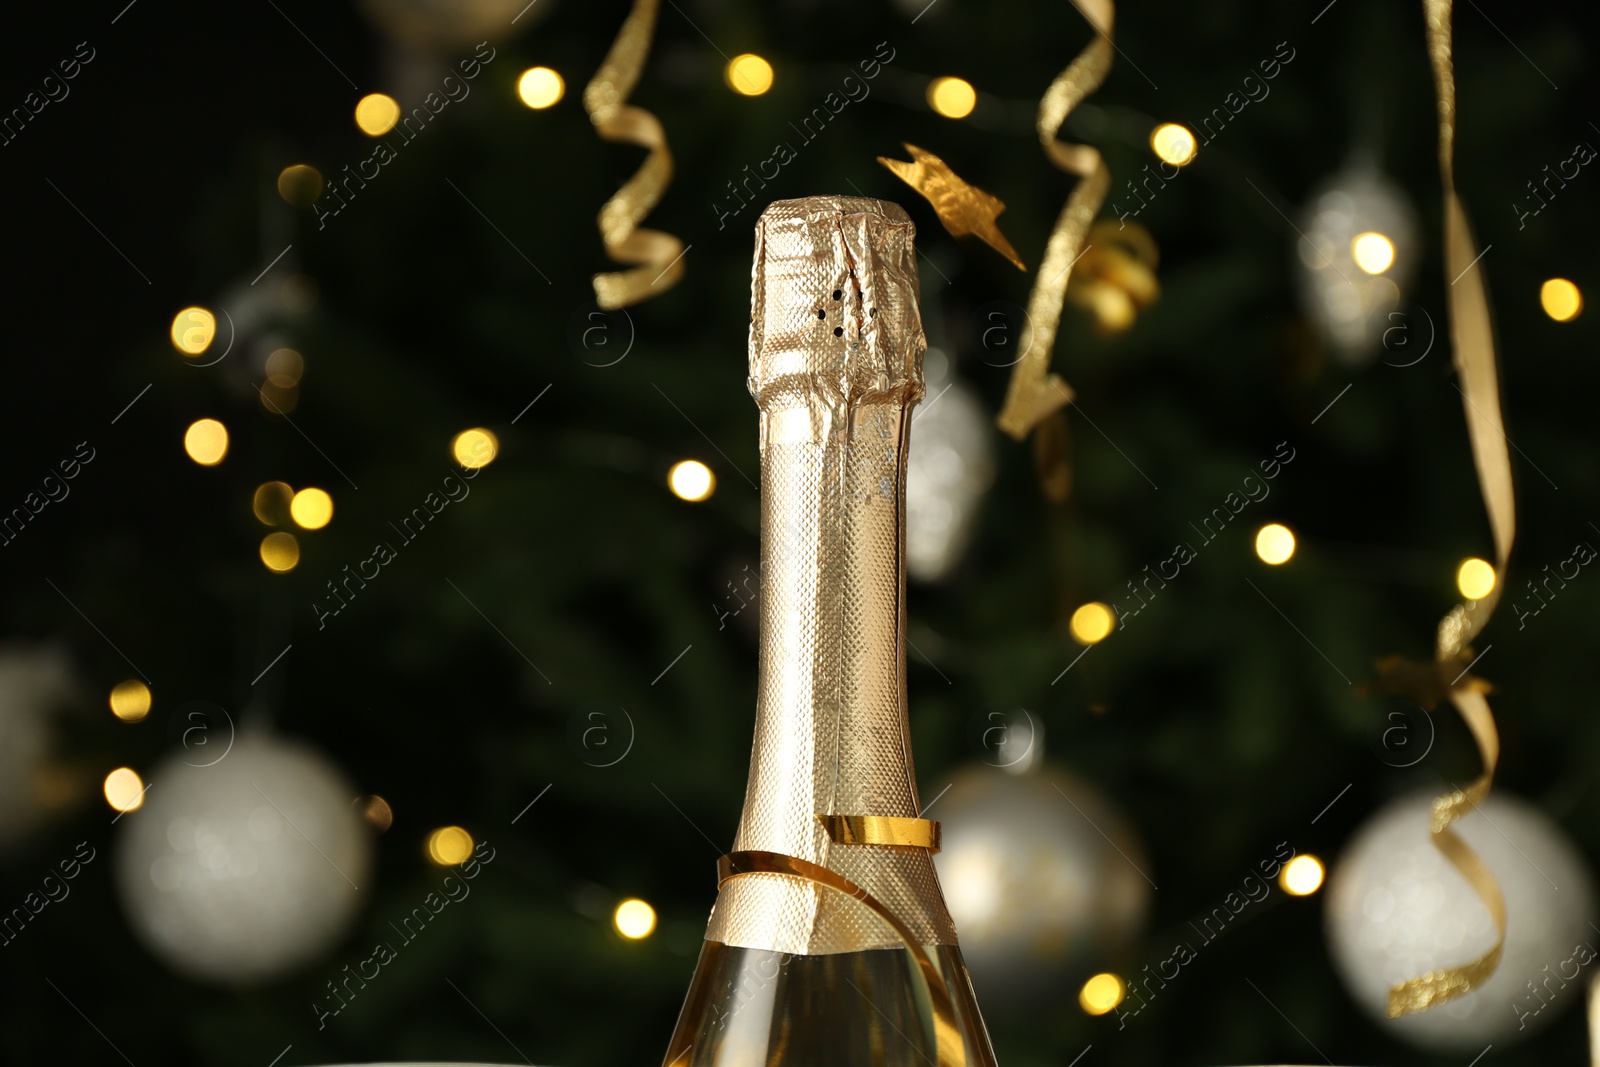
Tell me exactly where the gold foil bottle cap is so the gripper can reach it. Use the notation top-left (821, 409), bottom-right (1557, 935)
top-left (749, 196), bottom-right (926, 415)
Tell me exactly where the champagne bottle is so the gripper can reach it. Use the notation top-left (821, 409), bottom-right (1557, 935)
top-left (662, 197), bottom-right (997, 1067)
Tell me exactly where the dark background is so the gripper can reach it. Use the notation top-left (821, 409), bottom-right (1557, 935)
top-left (1, 0), bottom-right (1596, 1064)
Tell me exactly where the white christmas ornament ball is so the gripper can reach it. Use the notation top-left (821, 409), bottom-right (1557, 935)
top-left (906, 350), bottom-right (996, 582)
top-left (1325, 789), bottom-right (1596, 1050)
top-left (115, 734), bottom-right (372, 984)
top-left (1296, 166), bottom-right (1418, 365)
top-left (935, 762), bottom-right (1151, 1007)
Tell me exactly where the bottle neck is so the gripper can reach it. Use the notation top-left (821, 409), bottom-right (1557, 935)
top-left (741, 395), bottom-right (918, 852)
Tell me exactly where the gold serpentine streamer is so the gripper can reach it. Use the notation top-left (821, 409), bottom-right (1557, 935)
top-left (582, 0), bottom-right (685, 309)
top-left (1384, 0), bottom-right (1516, 1020)
top-left (995, 0), bottom-right (1114, 441)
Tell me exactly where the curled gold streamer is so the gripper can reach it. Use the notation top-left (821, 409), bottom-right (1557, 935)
top-left (1386, 0), bottom-right (1516, 1020)
top-left (995, 0), bottom-right (1115, 441)
top-left (582, 0), bottom-right (684, 309)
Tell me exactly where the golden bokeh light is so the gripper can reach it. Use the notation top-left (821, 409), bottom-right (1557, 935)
top-left (1280, 854), bottom-right (1325, 897)
top-left (1351, 232), bottom-right (1396, 275)
top-left (517, 67), bottom-right (565, 109)
top-left (265, 348), bottom-right (304, 387)
top-left (260, 532), bottom-right (300, 573)
top-left (1457, 557), bottom-right (1496, 600)
top-left (109, 680), bottom-right (152, 723)
top-left (1069, 602), bottom-right (1115, 645)
top-left (668, 459), bottom-right (715, 502)
top-left (927, 76), bottom-right (977, 119)
top-left (725, 54), bottom-right (774, 96)
top-left (258, 382), bottom-right (299, 414)
top-left (427, 825), bottom-right (474, 865)
top-left (169, 306), bottom-right (216, 356)
top-left (614, 898), bottom-right (658, 939)
top-left (276, 164), bottom-right (323, 206)
top-left (104, 767), bottom-right (146, 812)
top-left (360, 795), bottom-right (394, 832)
top-left (1150, 122), bottom-right (1198, 166)
top-left (253, 481), bottom-right (294, 526)
top-left (184, 418), bottom-right (229, 466)
top-left (1254, 523), bottom-right (1296, 565)
top-left (1540, 278), bottom-right (1582, 322)
top-left (354, 93), bottom-right (401, 136)
top-left (452, 428), bottom-right (499, 469)
top-left (1079, 972), bottom-right (1126, 1015)
top-left (290, 487), bottom-right (334, 530)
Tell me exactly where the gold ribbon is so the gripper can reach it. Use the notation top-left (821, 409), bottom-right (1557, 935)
top-left (1385, 0), bottom-right (1515, 1019)
top-left (815, 813), bottom-right (943, 852)
top-left (877, 143), bottom-right (1026, 270)
top-left (582, 0), bottom-right (685, 309)
top-left (995, 0), bottom-right (1115, 441)
top-left (717, 850), bottom-right (966, 1067)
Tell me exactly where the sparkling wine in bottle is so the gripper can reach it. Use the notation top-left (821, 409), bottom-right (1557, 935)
top-left (662, 196), bottom-right (998, 1067)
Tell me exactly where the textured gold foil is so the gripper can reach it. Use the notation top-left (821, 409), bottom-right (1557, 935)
top-left (1386, 0), bottom-right (1514, 1019)
top-left (703, 196), bottom-right (958, 957)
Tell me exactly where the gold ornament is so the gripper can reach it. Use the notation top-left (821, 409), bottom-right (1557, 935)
top-left (582, 0), bottom-right (685, 309)
top-left (877, 143), bottom-right (1026, 270)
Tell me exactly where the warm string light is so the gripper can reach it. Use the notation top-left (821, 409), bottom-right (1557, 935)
top-left (359, 795), bottom-right (394, 832)
top-left (277, 164), bottom-right (323, 206)
top-left (290, 488), bottom-right (333, 529)
top-left (427, 826), bottom-right (474, 865)
top-left (109, 680), bottom-right (151, 722)
top-left (253, 481), bottom-right (294, 526)
top-left (1254, 523), bottom-right (1296, 565)
top-left (1079, 972), bottom-right (1125, 1015)
top-left (668, 460), bottom-right (715, 502)
top-left (169, 307), bottom-right (216, 356)
top-left (184, 419), bottom-right (229, 466)
top-left (1457, 557), bottom-right (1496, 600)
top-left (927, 76), bottom-right (976, 119)
top-left (1351, 232), bottom-right (1396, 275)
top-left (1540, 278), bottom-right (1582, 322)
top-left (725, 54), bottom-right (774, 97)
top-left (103, 767), bottom-right (146, 812)
top-left (1069, 602), bottom-right (1115, 645)
top-left (1279, 854), bottom-right (1325, 896)
top-left (265, 348), bottom-right (304, 387)
top-left (354, 93), bottom-right (400, 136)
top-left (452, 428), bottom-right (499, 469)
top-left (1149, 123), bottom-right (1197, 166)
top-left (613, 898), bottom-right (657, 939)
top-left (517, 67), bottom-right (565, 109)
top-left (260, 532), bottom-right (300, 573)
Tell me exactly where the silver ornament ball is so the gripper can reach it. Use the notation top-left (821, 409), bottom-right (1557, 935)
top-left (1296, 166), bottom-right (1418, 365)
top-left (906, 351), bottom-right (995, 583)
top-left (115, 733), bottom-right (372, 984)
top-left (1325, 789), bottom-right (1596, 1050)
top-left (935, 762), bottom-right (1151, 1007)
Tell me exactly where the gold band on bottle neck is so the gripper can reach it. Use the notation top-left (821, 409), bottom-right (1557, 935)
top-left (816, 813), bottom-right (942, 853)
